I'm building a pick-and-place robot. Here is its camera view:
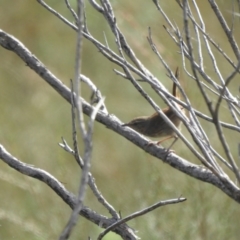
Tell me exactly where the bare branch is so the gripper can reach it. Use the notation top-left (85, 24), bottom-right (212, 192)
top-left (80, 74), bottom-right (108, 113)
top-left (37, 0), bottom-right (77, 31)
top-left (98, 197), bottom-right (186, 240)
top-left (1, 29), bottom-right (240, 204)
top-left (59, 0), bottom-right (87, 238)
top-left (1, 2), bottom-right (240, 237)
top-left (65, 0), bottom-right (78, 23)
top-left (208, 0), bottom-right (240, 60)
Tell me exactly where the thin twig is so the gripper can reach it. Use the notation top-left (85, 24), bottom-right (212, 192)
top-left (97, 197), bottom-right (186, 240)
top-left (208, 0), bottom-right (240, 60)
top-left (59, 0), bottom-right (86, 238)
top-left (80, 74), bottom-right (108, 113)
top-left (37, 0), bottom-right (77, 31)
top-left (65, 0), bottom-right (78, 23)
top-left (182, 0), bottom-right (225, 176)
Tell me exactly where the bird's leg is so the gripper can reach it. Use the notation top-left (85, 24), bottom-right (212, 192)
top-left (156, 135), bottom-right (174, 145)
top-left (147, 135), bottom-right (177, 148)
top-left (165, 136), bottom-right (178, 153)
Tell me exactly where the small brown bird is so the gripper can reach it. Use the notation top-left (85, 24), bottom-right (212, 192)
top-left (122, 68), bottom-right (183, 147)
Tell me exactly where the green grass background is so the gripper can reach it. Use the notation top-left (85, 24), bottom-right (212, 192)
top-left (0, 0), bottom-right (239, 239)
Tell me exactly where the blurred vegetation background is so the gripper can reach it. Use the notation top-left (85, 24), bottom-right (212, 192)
top-left (0, 0), bottom-right (239, 239)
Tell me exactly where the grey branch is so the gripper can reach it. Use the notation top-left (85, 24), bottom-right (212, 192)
top-left (0, 144), bottom-right (138, 240)
top-left (0, 29), bottom-right (240, 203)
